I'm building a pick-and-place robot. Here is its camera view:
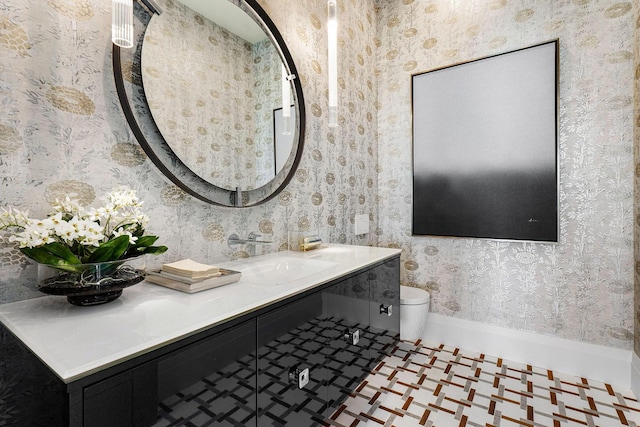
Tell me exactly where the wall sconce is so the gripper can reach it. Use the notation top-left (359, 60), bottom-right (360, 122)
top-left (327, 0), bottom-right (338, 127)
top-left (112, 0), bottom-right (134, 48)
top-left (282, 64), bottom-right (292, 135)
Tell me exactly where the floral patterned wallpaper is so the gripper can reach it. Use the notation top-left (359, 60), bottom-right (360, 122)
top-left (0, 0), bottom-right (379, 301)
top-left (0, 0), bottom-right (638, 353)
top-left (376, 0), bottom-right (637, 350)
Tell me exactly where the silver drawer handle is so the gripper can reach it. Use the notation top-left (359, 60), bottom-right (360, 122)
top-left (380, 304), bottom-right (393, 317)
top-left (288, 366), bottom-right (310, 389)
top-left (343, 329), bottom-right (360, 345)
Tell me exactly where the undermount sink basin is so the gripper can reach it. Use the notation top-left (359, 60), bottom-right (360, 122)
top-left (237, 256), bottom-right (338, 286)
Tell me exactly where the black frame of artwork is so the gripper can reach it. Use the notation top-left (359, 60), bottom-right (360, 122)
top-left (411, 40), bottom-right (559, 242)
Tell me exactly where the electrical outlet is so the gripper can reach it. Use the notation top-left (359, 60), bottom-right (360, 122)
top-left (354, 214), bottom-right (369, 235)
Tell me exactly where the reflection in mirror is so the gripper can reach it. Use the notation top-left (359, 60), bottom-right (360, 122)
top-left (113, 0), bottom-right (304, 206)
top-left (141, 0), bottom-right (295, 191)
top-left (274, 106), bottom-right (296, 174)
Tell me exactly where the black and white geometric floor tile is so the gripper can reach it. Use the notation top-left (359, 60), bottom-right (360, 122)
top-left (152, 325), bottom-right (640, 427)
top-left (329, 341), bottom-right (640, 427)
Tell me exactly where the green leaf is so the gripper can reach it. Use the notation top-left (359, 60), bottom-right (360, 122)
top-left (121, 235), bottom-right (166, 259)
top-left (87, 235), bottom-right (131, 263)
top-left (43, 242), bottom-right (82, 264)
top-left (134, 245), bottom-right (168, 256)
top-left (21, 243), bottom-right (81, 266)
top-left (133, 235), bottom-right (159, 247)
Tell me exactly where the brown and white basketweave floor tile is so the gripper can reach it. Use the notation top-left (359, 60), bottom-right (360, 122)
top-left (327, 341), bottom-right (640, 427)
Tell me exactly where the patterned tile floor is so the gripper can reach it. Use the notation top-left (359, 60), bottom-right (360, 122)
top-left (329, 340), bottom-right (640, 427)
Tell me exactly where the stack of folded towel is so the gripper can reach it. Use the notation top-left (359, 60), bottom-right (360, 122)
top-left (161, 259), bottom-right (221, 281)
top-left (146, 259), bottom-right (240, 293)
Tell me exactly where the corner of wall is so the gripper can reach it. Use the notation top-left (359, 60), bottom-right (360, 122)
top-left (634, 0), bottom-right (640, 397)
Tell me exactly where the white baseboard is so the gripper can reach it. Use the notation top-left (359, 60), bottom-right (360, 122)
top-left (422, 313), bottom-right (632, 389)
top-left (632, 351), bottom-right (640, 397)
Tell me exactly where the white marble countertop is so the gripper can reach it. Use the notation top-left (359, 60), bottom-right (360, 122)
top-left (0, 244), bottom-right (400, 383)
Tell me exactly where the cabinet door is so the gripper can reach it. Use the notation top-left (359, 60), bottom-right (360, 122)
top-left (83, 362), bottom-right (157, 427)
top-left (368, 257), bottom-right (400, 366)
top-left (322, 272), bottom-right (372, 415)
top-left (257, 293), bottom-right (328, 426)
top-left (153, 320), bottom-right (257, 427)
top-left (0, 324), bottom-right (65, 427)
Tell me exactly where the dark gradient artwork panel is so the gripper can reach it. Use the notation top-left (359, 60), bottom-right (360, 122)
top-left (411, 40), bottom-right (558, 242)
top-left (413, 169), bottom-right (557, 241)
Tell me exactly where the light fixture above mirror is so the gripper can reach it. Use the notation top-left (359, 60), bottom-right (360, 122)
top-left (327, 0), bottom-right (338, 127)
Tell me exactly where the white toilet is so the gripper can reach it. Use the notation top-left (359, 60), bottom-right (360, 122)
top-left (400, 286), bottom-right (431, 342)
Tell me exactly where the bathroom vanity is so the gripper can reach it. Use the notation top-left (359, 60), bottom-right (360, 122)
top-left (0, 245), bottom-right (400, 426)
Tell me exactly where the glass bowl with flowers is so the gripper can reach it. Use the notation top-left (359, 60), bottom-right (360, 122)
top-left (0, 188), bottom-right (167, 306)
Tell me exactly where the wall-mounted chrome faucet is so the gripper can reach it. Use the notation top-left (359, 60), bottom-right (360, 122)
top-left (227, 232), bottom-right (273, 248)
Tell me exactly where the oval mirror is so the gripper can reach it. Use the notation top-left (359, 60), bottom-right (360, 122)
top-left (113, 0), bottom-right (305, 207)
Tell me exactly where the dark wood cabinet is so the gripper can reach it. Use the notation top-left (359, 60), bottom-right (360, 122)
top-left (323, 267), bottom-right (372, 416)
top-left (325, 256), bottom-right (400, 418)
top-left (254, 257), bottom-right (400, 425)
top-left (0, 323), bottom-right (66, 427)
top-left (368, 257), bottom-right (401, 367)
top-left (153, 319), bottom-right (257, 426)
top-left (83, 362), bottom-right (157, 427)
top-left (257, 292), bottom-right (328, 425)
top-left (0, 255), bottom-right (399, 426)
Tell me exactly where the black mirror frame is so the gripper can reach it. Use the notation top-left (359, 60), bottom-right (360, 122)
top-left (113, 0), bottom-right (305, 207)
